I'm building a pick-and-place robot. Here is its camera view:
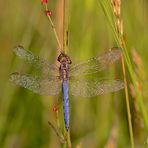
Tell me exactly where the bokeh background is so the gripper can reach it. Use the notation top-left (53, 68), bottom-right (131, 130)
top-left (0, 0), bottom-right (148, 147)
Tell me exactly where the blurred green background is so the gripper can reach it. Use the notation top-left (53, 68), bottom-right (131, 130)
top-left (0, 0), bottom-right (148, 147)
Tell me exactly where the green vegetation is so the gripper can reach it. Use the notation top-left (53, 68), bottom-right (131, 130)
top-left (0, 0), bottom-right (147, 147)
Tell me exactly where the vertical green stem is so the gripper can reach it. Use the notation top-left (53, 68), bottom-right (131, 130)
top-left (63, 0), bottom-right (69, 53)
top-left (63, 0), bottom-right (72, 147)
top-left (100, 0), bottom-right (148, 131)
top-left (110, 0), bottom-right (135, 146)
top-left (67, 130), bottom-right (72, 148)
top-left (56, 110), bottom-right (60, 129)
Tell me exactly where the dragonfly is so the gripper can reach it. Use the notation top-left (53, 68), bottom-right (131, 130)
top-left (10, 45), bottom-right (124, 131)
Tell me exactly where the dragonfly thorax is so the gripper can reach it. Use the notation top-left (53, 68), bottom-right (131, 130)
top-left (57, 52), bottom-right (71, 80)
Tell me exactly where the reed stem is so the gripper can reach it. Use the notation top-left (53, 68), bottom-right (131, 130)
top-left (121, 56), bottom-right (134, 148)
top-left (43, 4), bottom-right (62, 52)
top-left (110, 0), bottom-right (134, 147)
top-left (109, 2), bottom-right (148, 131)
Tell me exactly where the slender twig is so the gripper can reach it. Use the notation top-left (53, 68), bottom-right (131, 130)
top-left (42, 3), bottom-right (62, 52)
top-left (121, 56), bottom-right (134, 148)
top-left (48, 121), bottom-right (66, 144)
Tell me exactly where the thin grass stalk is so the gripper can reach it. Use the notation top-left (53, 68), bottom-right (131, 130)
top-left (98, 0), bottom-right (148, 132)
top-left (111, 0), bottom-right (134, 148)
top-left (121, 56), bottom-right (134, 148)
top-left (121, 37), bottom-right (148, 130)
top-left (56, 110), bottom-right (61, 129)
top-left (48, 121), bottom-right (66, 144)
top-left (110, 0), bottom-right (148, 144)
top-left (43, 3), bottom-right (62, 52)
top-left (98, 1), bottom-right (134, 147)
top-left (42, 2), bottom-right (69, 147)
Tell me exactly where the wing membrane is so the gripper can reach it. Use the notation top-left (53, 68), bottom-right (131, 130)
top-left (70, 47), bottom-right (122, 76)
top-left (13, 45), bottom-right (58, 76)
top-left (10, 72), bottom-right (61, 96)
top-left (69, 78), bottom-right (124, 97)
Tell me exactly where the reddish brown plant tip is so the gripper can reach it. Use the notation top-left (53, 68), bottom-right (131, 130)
top-left (45, 10), bottom-right (52, 16)
top-left (41, 0), bottom-right (48, 4)
top-left (52, 107), bottom-right (57, 112)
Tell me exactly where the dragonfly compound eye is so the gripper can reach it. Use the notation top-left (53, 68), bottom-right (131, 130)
top-left (57, 52), bottom-right (71, 63)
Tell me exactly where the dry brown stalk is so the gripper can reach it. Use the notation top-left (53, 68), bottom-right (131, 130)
top-left (111, 0), bottom-right (134, 147)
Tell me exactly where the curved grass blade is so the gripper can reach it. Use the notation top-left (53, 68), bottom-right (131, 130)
top-left (98, 0), bottom-right (148, 131)
top-left (48, 121), bottom-right (66, 144)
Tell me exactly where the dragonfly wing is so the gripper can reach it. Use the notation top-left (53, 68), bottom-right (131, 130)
top-left (13, 45), bottom-right (58, 76)
top-left (70, 47), bottom-right (122, 76)
top-left (69, 78), bottom-right (124, 98)
top-left (10, 72), bottom-right (61, 96)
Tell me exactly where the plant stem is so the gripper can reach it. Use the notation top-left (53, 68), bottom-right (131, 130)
top-left (63, 0), bottom-right (72, 147)
top-left (99, 0), bottom-right (136, 147)
top-left (110, 0), bottom-right (135, 147)
top-left (43, 4), bottom-right (62, 52)
top-left (121, 56), bottom-right (134, 148)
top-left (63, 0), bottom-right (69, 53)
top-left (67, 130), bottom-right (72, 148)
top-left (56, 110), bottom-right (60, 129)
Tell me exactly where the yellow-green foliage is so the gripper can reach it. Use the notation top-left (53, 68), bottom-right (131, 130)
top-left (0, 0), bottom-right (147, 147)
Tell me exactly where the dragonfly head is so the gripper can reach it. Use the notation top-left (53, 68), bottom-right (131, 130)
top-left (13, 45), bottom-right (27, 57)
top-left (57, 52), bottom-right (72, 64)
top-left (9, 72), bottom-right (21, 83)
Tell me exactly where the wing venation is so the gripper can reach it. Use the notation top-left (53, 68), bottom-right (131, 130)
top-left (69, 78), bottom-right (124, 97)
top-left (13, 45), bottom-right (58, 76)
top-left (70, 47), bottom-right (122, 76)
top-left (10, 72), bottom-right (61, 96)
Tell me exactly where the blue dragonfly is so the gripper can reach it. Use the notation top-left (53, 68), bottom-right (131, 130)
top-left (10, 45), bottom-right (124, 131)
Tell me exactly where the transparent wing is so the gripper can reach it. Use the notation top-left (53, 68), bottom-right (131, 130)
top-left (69, 78), bottom-right (124, 98)
top-left (70, 47), bottom-right (122, 76)
top-left (10, 72), bottom-right (61, 96)
top-left (13, 45), bottom-right (58, 76)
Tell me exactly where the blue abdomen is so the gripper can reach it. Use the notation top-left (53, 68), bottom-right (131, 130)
top-left (62, 80), bottom-right (69, 131)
